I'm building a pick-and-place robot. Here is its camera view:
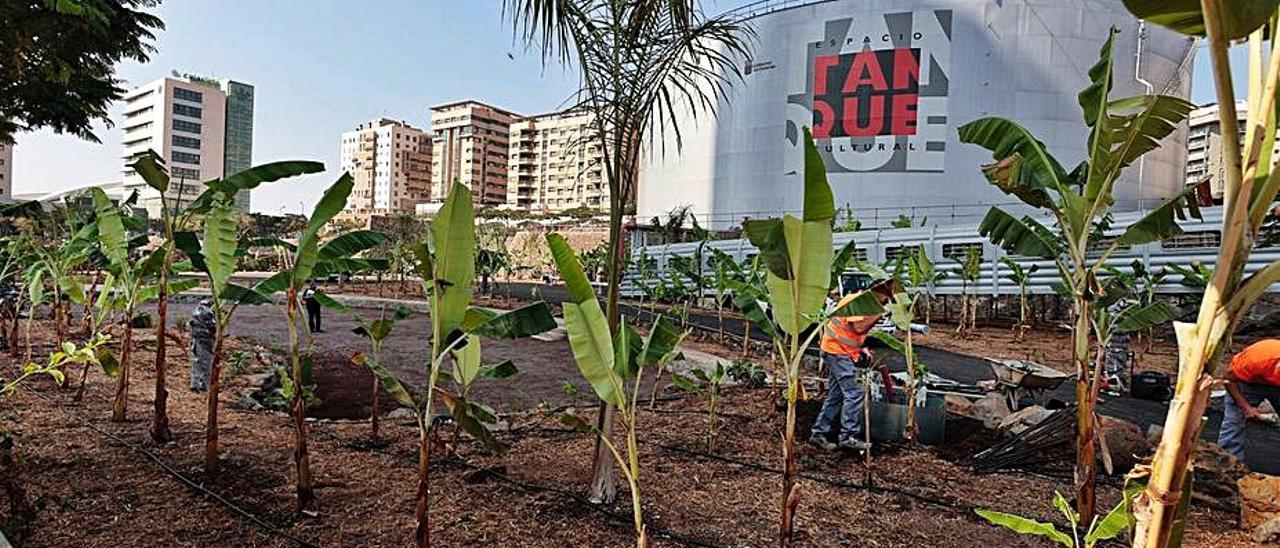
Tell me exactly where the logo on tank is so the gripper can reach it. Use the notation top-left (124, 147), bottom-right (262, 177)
top-left (787, 10), bottom-right (952, 173)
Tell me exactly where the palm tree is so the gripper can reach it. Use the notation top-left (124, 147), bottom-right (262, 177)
top-left (503, 0), bottom-right (750, 502)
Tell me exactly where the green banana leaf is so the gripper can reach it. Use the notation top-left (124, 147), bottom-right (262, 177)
top-left (562, 300), bottom-right (622, 407)
top-left (743, 218), bottom-right (790, 280)
top-left (189, 160), bottom-right (326, 214)
top-left (957, 117), bottom-right (1070, 205)
top-left (1084, 498), bottom-right (1133, 546)
top-left (291, 174), bottom-right (354, 288)
top-left (89, 188), bottom-right (128, 269)
top-left (1114, 301), bottom-right (1180, 333)
top-left (547, 232), bottom-right (596, 304)
top-left (351, 353), bottom-right (416, 409)
top-left (429, 182), bottom-right (476, 338)
top-left (461, 302), bottom-right (556, 339)
top-left (974, 509), bottom-right (1073, 547)
top-left (800, 126), bottom-right (836, 222)
top-left (129, 151), bottom-right (169, 194)
top-left (1121, 0), bottom-right (1279, 40)
top-left (978, 208), bottom-right (1062, 259)
top-left (204, 201), bottom-right (239, 296)
top-left (317, 230), bottom-right (388, 262)
top-left (766, 215), bottom-right (833, 335)
top-left (174, 231), bottom-right (208, 273)
top-left (1116, 184), bottom-right (1202, 246)
top-left (441, 391), bottom-right (506, 453)
top-left (451, 334), bottom-right (483, 387)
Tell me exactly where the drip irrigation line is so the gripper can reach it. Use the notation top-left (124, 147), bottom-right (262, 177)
top-left (28, 391), bottom-right (326, 548)
top-left (654, 442), bottom-right (976, 515)
top-left (303, 426), bottom-right (730, 548)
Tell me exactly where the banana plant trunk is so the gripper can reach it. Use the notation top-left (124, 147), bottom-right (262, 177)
top-left (150, 282), bottom-right (173, 443)
top-left (779, 368), bottom-right (800, 548)
top-left (905, 328), bottom-right (919, 440)
top-left (370, 344), bottom-right (381, 442)
top-left (204, 328), bottom-right (225, 471)
top-left (287, 289), bottom-right (315, 511)
top-left (414, 412), bottom-right (431, 548)
top-left (1072, 299), bottom-right (1097, 522)
top-left (111, 316), bottom-right (134, 422)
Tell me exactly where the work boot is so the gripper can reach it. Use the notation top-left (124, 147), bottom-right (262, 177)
top-left (808, 433), bottom-right (836, 451)
top-left (837, 438), bottom-right (869, 452)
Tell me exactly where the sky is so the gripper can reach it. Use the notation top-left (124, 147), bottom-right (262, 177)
top-left (11, 1), bottom-right (1254, 214)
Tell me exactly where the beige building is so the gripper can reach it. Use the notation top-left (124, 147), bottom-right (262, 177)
top-left (338, 118), bottom-right (432, 225)
top-left (121, 74), bottom-right (255, 216)
top-left (507, 110), bottom-right (610, 213)
top-left (0, 143), bottom-right (11, 200)
top-left (429, 100), bottom-right (519, 206)
top-left (1187, 102), bottom-right (1280, 202)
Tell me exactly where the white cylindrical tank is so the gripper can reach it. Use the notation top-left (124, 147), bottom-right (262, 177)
top-left (637, 0), bottom-right (1195, 229)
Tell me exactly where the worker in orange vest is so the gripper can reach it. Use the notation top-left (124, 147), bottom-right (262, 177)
top-left (809, 289), bottom-right (885, 452)
top-left (1218, 339), bottom-right (1280, 460)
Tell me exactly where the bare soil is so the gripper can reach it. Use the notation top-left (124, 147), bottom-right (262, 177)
top-left (0, 315), bottom-right (1256, 547)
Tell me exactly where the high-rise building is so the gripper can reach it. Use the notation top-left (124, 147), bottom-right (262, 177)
top-left (429, 100), bottom-right (519, 206)
top-left (507, 110), bottom-right (610, 212)
top-left (0, 143), bottom-right (11, 201)
top-left (121, 74), bottom-right (254, 216)
top-left (338, 118), bottom-right (432, 225)
top-left (1187, 102), bottom-right (1280, 202)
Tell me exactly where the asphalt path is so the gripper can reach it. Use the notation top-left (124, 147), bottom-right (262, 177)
top-left (491, 281), bottom-right (1280, 474)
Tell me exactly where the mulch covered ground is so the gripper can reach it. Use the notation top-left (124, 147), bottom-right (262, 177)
top-left (0, 317), bottom-right (1256, 547)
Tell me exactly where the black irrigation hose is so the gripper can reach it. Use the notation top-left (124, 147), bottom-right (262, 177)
top-left (304, 426), bottom-right (730, 548)
top-left (29, 392), bottom-right (326, 548)
top-left (654, 442), bottom-right (976, 515)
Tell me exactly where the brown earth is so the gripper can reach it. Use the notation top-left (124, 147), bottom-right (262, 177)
top-left (0, 314), bottom-right (1257, 547)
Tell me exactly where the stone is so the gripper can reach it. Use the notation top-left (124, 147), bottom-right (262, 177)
top-left (1197, 442), bottom-right (1252, 510)
top-left (1254, 517), bottom-right (1280, 545)
top-left (998, 405), bottom-right (1053, 435)
top-left (944, 394), bottom-right (976, 416)
top-left (962, 393), bottom-right (1012, 429)
top-left (387, 407), bottom-right (416, 419)
top-left (1097, 414), bottom-right (1150, 474)
top-left (1241, 473), bottom-right (1280, 540)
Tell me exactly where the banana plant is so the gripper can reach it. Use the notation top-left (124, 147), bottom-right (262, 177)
top-left (134, 152), bottom-right (323, 442)
top-left (1117, 2), bottom-right (1280, 544)
top-left (977, 490), bottom-right (1132, 548)
top-left (1000, 257), bottom-right (1040, 341)
top-left (547, 232), bottom-right (686, 548)
top-left (353, 182), bottom-right (555, 548)
top-left (346, 304), bottom-right (413, 443)
top-left (868, 249), bottom-right (926, 439)
top-left (743, 128), bottom-right (884, 547)
top-left (671, 361), bottom-right (727, 453)
top-left (954, 246), bottom-right (982, 335)
top-left (958, 28), bottom-right (1198, 522)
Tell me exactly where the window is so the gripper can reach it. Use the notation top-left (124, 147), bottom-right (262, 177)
top-left (172, 166), bottom-right (200, 180)
top-left (173, 88), bottom-right (204, 103)
top-left (172, 135), bottom-right (201, 149)
top-left (1162, 231), bottom-right (1221, 250)
top-left (942, 242), bottom-right (983, 260)
top-left (173, 103), bottom-right (202, 118)
top-left (172, 151), bottom-right (200, 165)
top-left (173, 119), bottom-right (201, 133)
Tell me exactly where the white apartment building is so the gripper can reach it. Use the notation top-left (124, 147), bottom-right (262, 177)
top-left (1187, 102), bottom-right (1280, 202)
top-left (121, 74), bottom-right (254, 216)
top-left (0, 143), bottom-right (11, 200)
top-left (338, 118), bottom-right (432, 225)
top-left (430, 101), bottom-right (519, 207)
top-left (507, 110), bottom-right (610, 212)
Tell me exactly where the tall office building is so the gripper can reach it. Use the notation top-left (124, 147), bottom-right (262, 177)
top-left (507, 110), bottom-right (610, 212)
top-left (429, 100), bottom-right (519, 206)
top-left (121, 74), bottom-right (254, 216)
top-left (1187, 102), bottom-right (1280, 202)
top-left (0, 143), bottom-right (11, 200)
top-left (338, 118), bottom-right (432, 225)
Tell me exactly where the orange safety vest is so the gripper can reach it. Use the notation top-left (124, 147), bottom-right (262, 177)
top-left (820, 293), bottom-right (873, 357)
top-left (1230, 339), bottom-right (1280, 387)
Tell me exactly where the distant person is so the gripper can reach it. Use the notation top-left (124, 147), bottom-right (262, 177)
top-left (1218, 339), bottom-right (1280, 460)
top-left (303, 282), bottom-right (322, 333)
top-left (189, 299), bottom-right (215, 391)
top-left (809, 288), bottom-right (885, 452)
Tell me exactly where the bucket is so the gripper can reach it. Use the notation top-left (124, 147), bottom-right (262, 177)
top-left (869, 388), bottom-right (946, 445)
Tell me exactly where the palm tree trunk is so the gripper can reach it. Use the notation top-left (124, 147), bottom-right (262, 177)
top-left (589, 194), bottom-right (627, 504)
top-left (204, 331), bottom-right (225, 471)
top-left (150, 286), bottom-right (173, 442)
top-left (414, 412), bottom-right (431, 548)
top-left (111, 317), bottom-right (133, 422)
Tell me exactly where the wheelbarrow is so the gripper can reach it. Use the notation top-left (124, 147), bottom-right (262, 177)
top-left (984, 358), bottom-right (1073, 411)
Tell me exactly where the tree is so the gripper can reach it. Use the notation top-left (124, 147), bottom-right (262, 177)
top-left (349, 305), bottom-right (412, 443)
top-left (1116, 1), bottom-right (1280, 545)
top-left (744, 128), bottom-right (883, 546)
top-left (958, 28), bottom-right (1197, 521)
top-left (504, 0), bottom-right (749, 503)
top-left (1000, 257), bottom-right (1039, 341)
top-left (171, 160), bottom-right (324, 471)
top-left (954, 246), bottom-right (982, 335)
top-left (547, 232), bottom-right (686, 547)
top-left (0, 0), bottom-right (163, 143)
top-left (354, 182), bottom-right (555, 547)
